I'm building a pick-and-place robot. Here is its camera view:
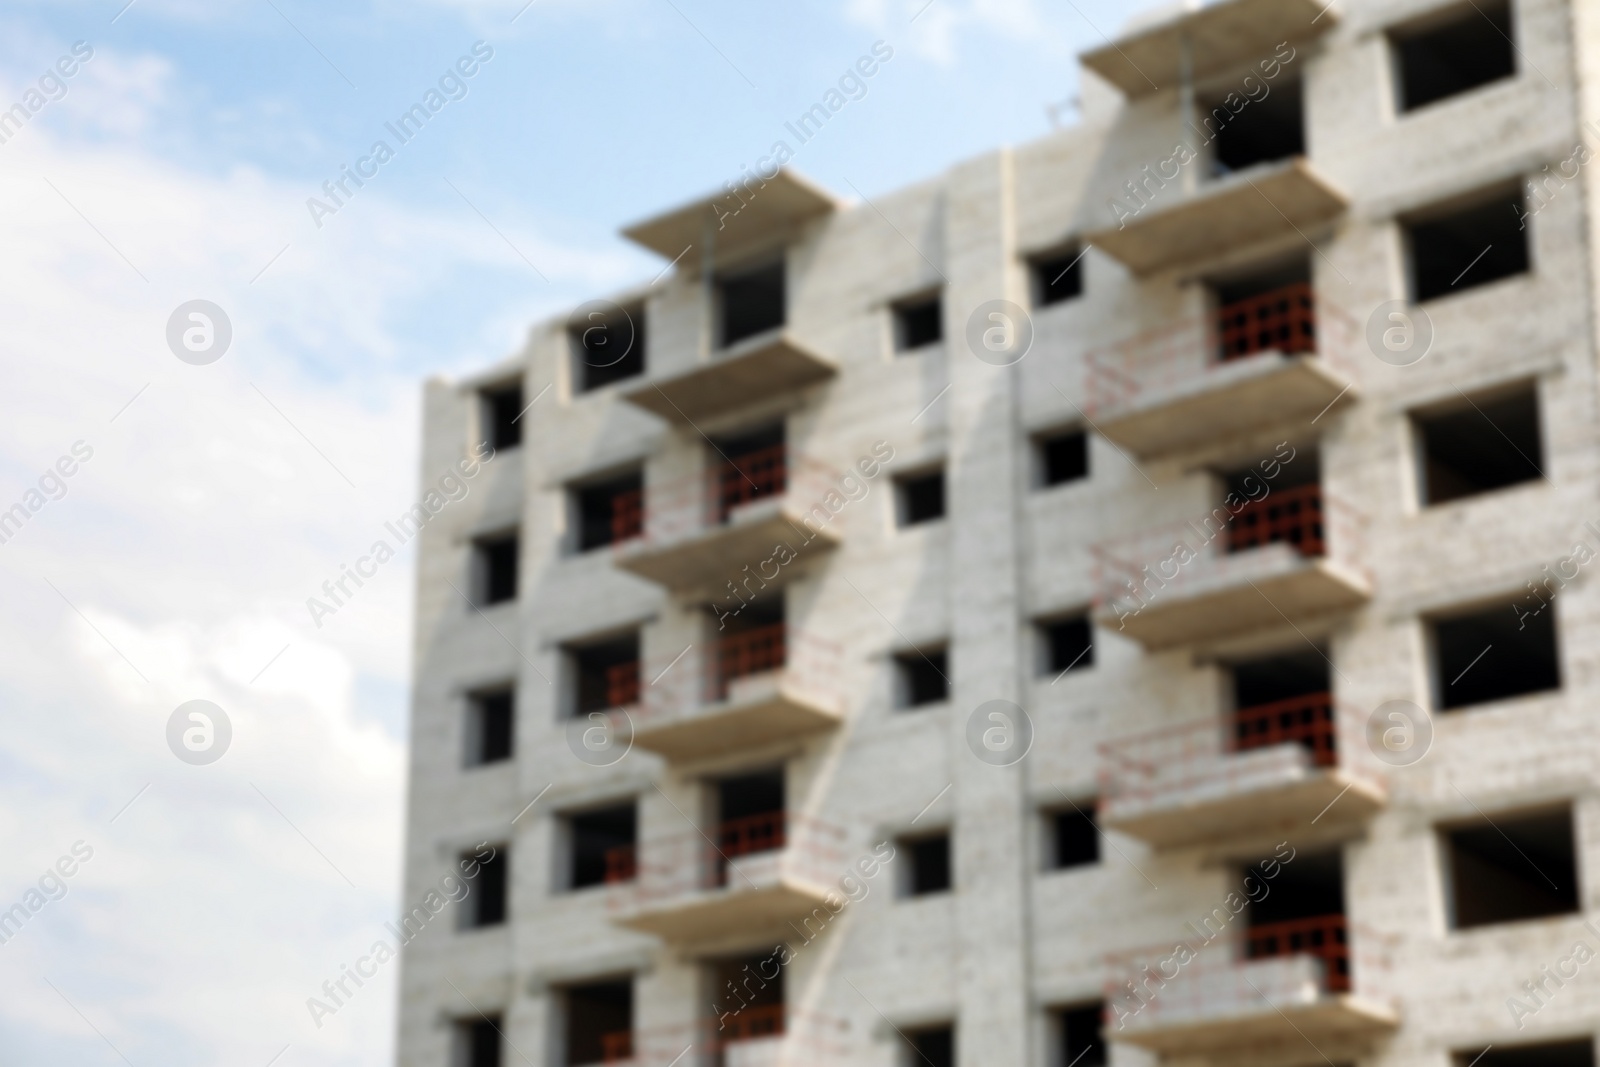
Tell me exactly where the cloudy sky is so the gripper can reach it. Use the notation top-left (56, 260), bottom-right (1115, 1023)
top-left (0, 0), bottom-right (1163, 1063)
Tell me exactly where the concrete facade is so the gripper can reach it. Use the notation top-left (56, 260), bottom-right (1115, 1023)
top-left (398, 2), bottom-right (1600, 1066)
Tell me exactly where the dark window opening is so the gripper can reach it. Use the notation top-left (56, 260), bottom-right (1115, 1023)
top-left (714, 424), bottom-right (787, 521)
top-left (462, 846), bottom-right (508, 929)
top-left (474, 533), bottom-right (518, 606)
top-left (568, 804), bottom-right (637, 890)
top-left (1392, 1), bottom-right (1515, 112)
top-left (1245, 849), bottom-right (1348, 991)
top-left (897, 470), bottom-right (946, 526)
top-left (1432, 602), bottom-right (1559, 711)
top-left (1415, 387), bottom-right (1542, 505)
top-left (895, 295), bottom-right (943, 351)
top-left (904, 834), bottom-right (951, 896)
top-left (482, 384), bottom-right (523, 451)
top-left (572, 305), bottom-right (645, 392)
top-left (1231, 650), bottom-right (1333, 765)
top-left (1058, 1003), bottom-right (1106, 1067)
top-left (907, 1026), bottom-right (954, 1067)
top-left (570, 635), bottom-right (641, 717)
top-left (1037, 430), bottom-right (1089, 487)
top-left (1212, 260), bottom-right (1314, 361)
top-left (1032, 247), bottom-right (1084, 306)
top-left (467, 688), bottom-right (514, 766)
top-left (458, 1017), bottom-right (502, 1067)
top-left (1049, 806), bottom-right (1099, 870)
top-left (1041, 616), bottom-right (1093, 676)
top-left (895, 648), bottom-right (949, 708)
top-left (1407, 188), bottom-right (1530, 301)
top-left (719, 262), bottom-right (785, 347)
top-left (1457, 1041), bottom-right (1595, 1067)
top-left (564, 979), bottom-right (632, 1067)
top-left (709, 953), bottom-right (784, 1043)
top-left (1223, 454), bottom-right (1323, 558)
top-left (575, 472), bottom-right (644, 551)
top-left (1203, 76), bottom-right (1305, 175)
top-left (1445, 807), bottom-right (1578, 929)
top-left (716, 769), bottom-right (785, 874)
top-left (712, 596), bottom-right (786, 696)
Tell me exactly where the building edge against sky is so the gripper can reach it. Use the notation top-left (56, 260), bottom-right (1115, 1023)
top-left (398, 2), bottom-right (1600, 1066)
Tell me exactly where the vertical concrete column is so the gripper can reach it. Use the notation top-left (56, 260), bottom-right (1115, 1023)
top-left (942, 148), bottom-right (1032, 1067)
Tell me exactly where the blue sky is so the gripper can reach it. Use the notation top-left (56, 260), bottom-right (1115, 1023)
top-left (0, 0), bottom-right (1164, 1063)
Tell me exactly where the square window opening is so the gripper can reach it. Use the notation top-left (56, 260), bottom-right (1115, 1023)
top-left (568, 634), bottom-right (641, 718)
top-left (902, 833), bottom-right (951, 897)
top-left (1456, 1041), bottom-right (1595, 1067)
top-left (905, 1026), bottom-right (954, 1067)
top-left (461, 845), bottom-right (508, 929)
top-left (896, 469), bottom-right (946, 527)
top-left (456, 1016), bottom-right (503, 1067)
top-left (1036, 430), bottom-right (1089, 488)
top-left (1414, 387), bottom-right (1542, 505)
top-left (1040, 615), bottom-right (1093, 677)
top-left (473, 533), bottom-right (519, 606)
top-left (895, 648), bottom-right (949, 709)
top-left (1391, 1), bottom-right (1515, 112)
top-left (1031, 247), bottom-right (1084, 306)
top-left (1057, 1003), bottom-right (1106, 1067)
top-left (1049, 805), bottom-right (1099, 870)
top-left (1444, 807), bottom-right (1578, 929)
top-left (1230, 649), bottom-right (1332, 764)
top-left (1202, 75), bottom-right (1304, 176)
top-left (566, 803), bottom-right (637, 890)
top-left (713, 423), bottom-right (787, 521)
top-left (571, 305), bottom-right (645, 392)
top-left (562, 978), bottom-right (633, 1067)
top-left (894, 294), bottom-right (943, 352)
top-left (1406, 187), bottom-right (1530, 301)
top-left (1431, 601), bottom-right (1559, 711)
top-left (718, 262), bottom-right (785, 347)
top-left (466, 687), bottom-right (514, 766)
top-left (481, 384), bottom-right (523, 451)
top-left (574, 471), bottom-right (644, 551)
top-left (708, 953), bottom-right (784, 1038)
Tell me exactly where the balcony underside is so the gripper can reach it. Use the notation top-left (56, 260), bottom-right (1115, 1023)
top-left (1102, 762), bottom-right (1386, 849)
top-left (615, 871), bottom-right (832, 948)
top-left (1115, 993), bottom-right (1397, 1055)
top-left (1097, 353), bottom-right (1355, 459)
top-left (1087, 159), bottom-right (1347, 276)
top-left (619, 332), bottom-right (837, 424)
top-left (634, 673), bottom-right (843, 762)
top-left (1080, 0), bottom-right (1337, 98)
top-left (1096, 552), bottom-right (1370, 650)
top-left (614, 497), bottom-right (840, 596)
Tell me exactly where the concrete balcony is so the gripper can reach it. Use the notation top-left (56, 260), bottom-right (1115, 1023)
top-left (632, 625), bottom-right (844, 762)
top-left (1085, 158), bottom-right (1347, 276)
top-left (1080, 0), bottom-right (1337, 99)
top-left (619, 329), bottom-right (837, 425)
top-left (608, 814), bottom-right (846, 948)
top-left (1098, 695), bottom-right (1385, 849)
top-left (1091, 485), bottom-right (1370, 650)
top-left (613, 446), bottom-right (842, 597)
top-left (1105, 920), bottom-right (1398, 1055)
top-left (621, 168), bottom-right (838, 273)
top-left (1085, 285), bottom-right (1359, 460)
